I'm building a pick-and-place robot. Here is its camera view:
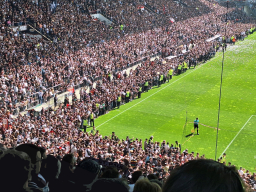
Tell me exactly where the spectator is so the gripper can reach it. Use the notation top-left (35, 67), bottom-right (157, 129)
top-left (0, 149), bottom-right (32, 192)
top-left (148, 173), bottom-right (158, 180)
top-left (39, 147), bottom-right (47, 160)
top-left (150, 179), bottom-right (163, 188)
top-left (162, 159), bottom-right (245, 192)
top-left (151, 182), bottom-right (162, 192)
top-left (15, 144), bottom-right (49, 192)
top-left (128, 170), bottom-right (143, 192)
top-left (40, 155), bottom-right (61, 192)
top-left (90, 178), bottom-right (129, 192)
top-left (59, 153), bottom-right (76, 182)
top-left (100, 166), bottom-right (119, 178)
top-left (72, 158), bottom-right (101, 191)
top-left (134, 178), bottom-right (156, 192)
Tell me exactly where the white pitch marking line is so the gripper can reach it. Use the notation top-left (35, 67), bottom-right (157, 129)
top-left (219, 115), bottom-right (255, 158)
top-left (96, 61), bottom-right (211, 129)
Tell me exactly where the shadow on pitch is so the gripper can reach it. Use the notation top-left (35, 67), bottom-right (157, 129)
top-left (185, 133), bottom-right (194, 137)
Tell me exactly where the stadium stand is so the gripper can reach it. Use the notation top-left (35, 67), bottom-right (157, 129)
top-left (0, 0), bottom-right (256, 191)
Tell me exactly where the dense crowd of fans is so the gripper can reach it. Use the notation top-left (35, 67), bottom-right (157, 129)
top-left (0, 138), bottom-right (255, 191)
top-left (0, 0), bottom-right (256, 191)
top-left (0, 0), bottom-right (255, 113)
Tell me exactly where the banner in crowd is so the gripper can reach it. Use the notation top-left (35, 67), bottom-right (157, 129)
top-left (206, 34), bottom-right (221, 42)
top-left (138, 5), bottom-right (145, 11)
top-left (26, 34), bottom-right (42, 42)
top-left (91, 14), bottom-right (112, 25)
top-left (58, 141), bottom-right (70, 153)
top-left (12, 25), bottom-right (27, 32)
top-left (68, 87), bottom-right (75, 94)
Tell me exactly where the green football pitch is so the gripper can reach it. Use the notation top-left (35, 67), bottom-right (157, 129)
top-left (94, 33), bottom-right (256, 172)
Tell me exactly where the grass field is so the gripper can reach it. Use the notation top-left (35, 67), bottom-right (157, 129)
top-left (95, 33), bottom-right (256, 172)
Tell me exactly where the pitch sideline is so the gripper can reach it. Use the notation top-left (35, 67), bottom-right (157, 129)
top-left (96, 55), bottom-right (221, 129)
top-left (219, 115), bottom-right (256, 158)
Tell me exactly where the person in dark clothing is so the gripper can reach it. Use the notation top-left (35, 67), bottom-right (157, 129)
top-left (15, 144), bottom-right (49, 192)
top-left (54, 95), bottom-right (58, 109)
top-left (72, 159), bottom-right (101, 192)
top-left (0, 149), bottom-right (32, 192)
top-left (40, 155), bottom-right (61, 192)
top-left (64, 97), bottom-right (69, 106)
top-left (194, 118), bottom-right (199, 135)
top-left (163, 159), bottom-right (245, 192)
top-left (90, 178), bottom-right (129, 192)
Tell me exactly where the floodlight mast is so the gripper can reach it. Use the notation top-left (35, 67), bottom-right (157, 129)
top-left (215, 0), bottom-right (228, 161)
top-left (180, 111), bottom-right (188, 152)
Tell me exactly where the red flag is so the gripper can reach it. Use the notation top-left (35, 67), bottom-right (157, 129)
top-left (68, 87), bottom-right (74, 94)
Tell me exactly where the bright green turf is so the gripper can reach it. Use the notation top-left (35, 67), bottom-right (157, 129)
top-left (94, 33), bottom-right (256, 172)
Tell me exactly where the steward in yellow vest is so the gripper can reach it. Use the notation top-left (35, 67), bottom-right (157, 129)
top-left (117, 95), bottom-right (122, 108)
top-left (183, 62), bottom-right (188, 72)
top-left (138, 86), bottom-right (142, 98)
top-left (108, 72), bottom-right (111, 81)
top-left (91, 127), bottom-right (96, 135)
top-left (144, 81), bottom-right (149, 92)
top-left (215, 43), bottom-right (219, 52)
top-left (222, 42), bottom-right (227, 51)
top-left (125, 91), bottom-right (130, 103)
top-left (168, 69), bottom-right (173, 81)
top-left (160, 74), bottom-right (164, 83)
top-left (178, 64), bottom-right (182, 75)
top-left (231, 36), bottom-right (235, 44)
top-left (90, 112), bottom-right (95, 127)
top-left (82, 119), bottom-right (88, 133)
top-left (158, 74), bottom-right (163, 87)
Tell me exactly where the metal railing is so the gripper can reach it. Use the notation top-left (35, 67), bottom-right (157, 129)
top-left (27, 21), bottom-right (54, 41)
top-left (100, 10), bottom-right (118, 25)
top-left (144, 4), bottom-right (161, 14)
top-left (11, 21), bottom-right (28, 26)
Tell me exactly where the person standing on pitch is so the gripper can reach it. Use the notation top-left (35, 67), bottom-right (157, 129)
top-left (194, 118), bottom-right (199, 135)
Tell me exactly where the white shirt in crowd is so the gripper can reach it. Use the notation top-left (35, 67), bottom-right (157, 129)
top-left (238, 169), bottom-right (244, 176)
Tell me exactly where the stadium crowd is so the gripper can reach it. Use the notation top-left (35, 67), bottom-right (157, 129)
top-left (0, 0), bottom-right (256, 191)
top-left (1, 0), bottom-right (255, 114)
top-left (0, 135), bottom-right (255, 192)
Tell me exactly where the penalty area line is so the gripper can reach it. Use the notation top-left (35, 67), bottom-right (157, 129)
top-left (219, 115), bottom-right (255, 158)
